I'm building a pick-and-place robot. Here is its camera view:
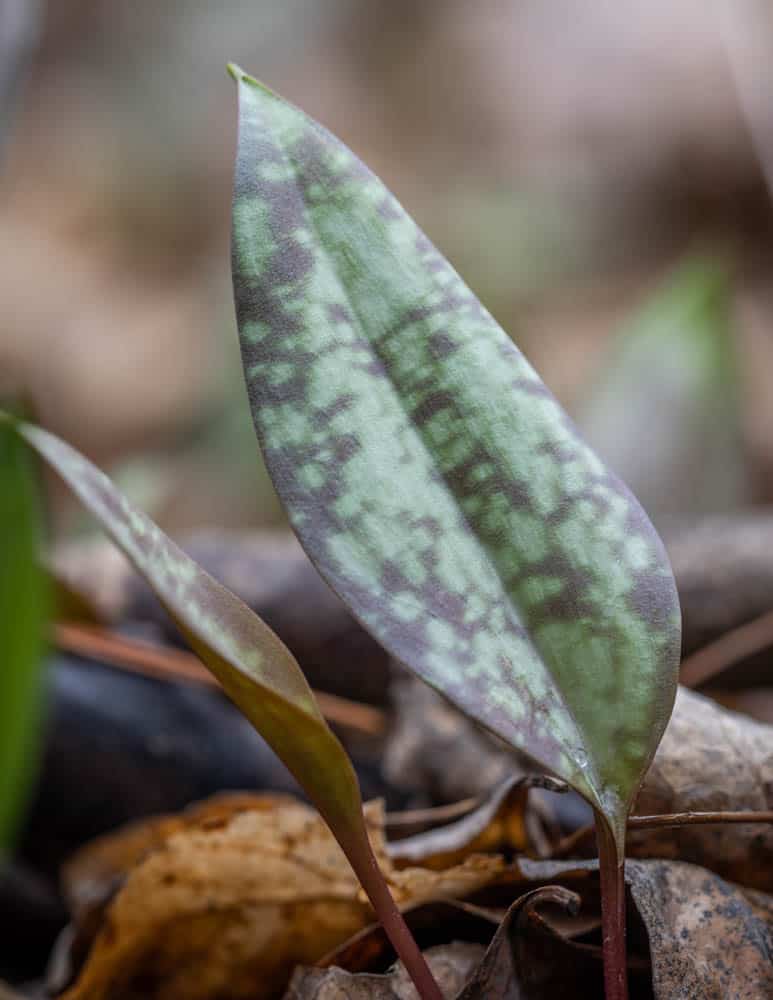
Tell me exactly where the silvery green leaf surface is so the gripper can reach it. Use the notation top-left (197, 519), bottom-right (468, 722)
top-left (0, 417), bottom-right (48, 850)
top-left (1, 415), bottom-right (363, 838)
top-left (578, 258), bottom-right (746, 522)
top-left (229, 67), bottom-right (681, 842)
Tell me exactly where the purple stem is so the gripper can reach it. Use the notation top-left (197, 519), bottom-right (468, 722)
top-left (595, 810), bottom-right (628, 1000)
top-left (339, 821), bottom-right (445, 1000)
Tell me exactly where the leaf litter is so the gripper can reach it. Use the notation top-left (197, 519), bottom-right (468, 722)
top-left (55, 796), bottom-right (506, 1000)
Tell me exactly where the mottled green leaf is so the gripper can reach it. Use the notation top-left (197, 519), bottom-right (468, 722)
top-left (0, 414), bottom-right (362, 840)
top-left (0, 417), bottom-right (48, 851)
top-left (229, 67), bottom-right (681, 843)
top-left (579, 257), bottom-right (746, 522)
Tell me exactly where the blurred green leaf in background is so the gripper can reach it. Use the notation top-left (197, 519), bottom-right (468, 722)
top-left (0, 416), bottom-right (49, 853)
top-left (578, 257), bottom-right (748, 524)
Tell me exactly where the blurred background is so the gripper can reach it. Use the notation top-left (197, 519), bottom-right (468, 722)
top-left (3, 0), bottom-right (773, 535)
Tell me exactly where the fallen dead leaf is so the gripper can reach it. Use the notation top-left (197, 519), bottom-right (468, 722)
top-left (520, 857), bottom-right (773, 1000)
top-left (387, 775), bottom-right (566, 870)
top-left (456, 886), bottom-right (586, 1000)
top-left (285, 887), bottom-right (585, 1000)
top-left (62, 787), bottom-right (773, 1000)
top-left (294, 883), bottom-right (614, 999)
top-left (58, 795), bottom-right (506, 1000)
top-left (62, 793), bottom-right (291, 920)
top-left (665, 513), bottom-right (773, 659)
top-left (628, 859), bottom-right (773, 999)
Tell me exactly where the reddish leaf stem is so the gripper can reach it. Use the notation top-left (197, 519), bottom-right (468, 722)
top-left (340, 824), bottom-right (444, 1000)
top-left (595, 812), bottom-right (628, 1000)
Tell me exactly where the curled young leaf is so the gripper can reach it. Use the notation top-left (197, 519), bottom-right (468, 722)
top-left (229, 67), bottom-right (681, 844)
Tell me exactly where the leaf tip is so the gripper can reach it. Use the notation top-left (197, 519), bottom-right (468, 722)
top-left (227, 63), bottom-right (279, 100)
top-left (227, 62), bottom-right (245, 84)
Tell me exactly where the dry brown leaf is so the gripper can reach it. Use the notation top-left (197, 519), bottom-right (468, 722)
top-left (63, 687), bottom-right (772, 999)
top-left (387, 854), bottom-right (507, 910)
top-left (520, 857), bottom-right (773, 999)
top-left (285, 887), bottom-right (586, 1000)
top-left (632, 686), bottom-right (773, 890)
top-left (246, 844), bottom-right (773, 999)
top-left (62, 793), bottom-right (292, 919)
top-left (455, 886), bottom-right (587, 1000)
top-left (59, 795), bottom-right (506, 1000)
top-left (60, 797), bottom-right (372, 1000)
top-left (665, 513), bottom-right (773, 659)
top-left (628, 859), bottom-right (773, 999)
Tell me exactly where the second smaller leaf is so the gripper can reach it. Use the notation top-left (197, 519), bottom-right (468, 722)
top-left (2, 413), bottom-right (443, 1000)
top-left (4, 415), bottom-right (361, 835)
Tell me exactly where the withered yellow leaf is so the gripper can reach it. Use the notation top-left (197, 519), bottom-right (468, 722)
top-left (60, 795), bottom-right (505, 1000)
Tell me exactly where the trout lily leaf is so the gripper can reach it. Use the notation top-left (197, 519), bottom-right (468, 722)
top-left (229, 67), bottom-right (681, 847)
